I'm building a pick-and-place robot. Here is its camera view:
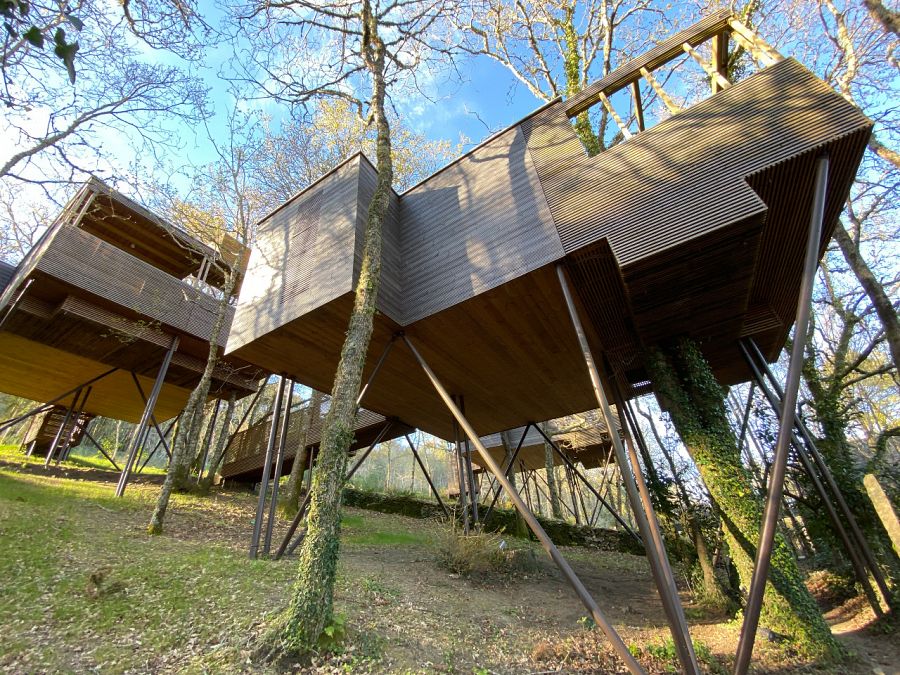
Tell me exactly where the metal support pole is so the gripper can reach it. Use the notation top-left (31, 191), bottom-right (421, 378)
top-left (44, 388), bottom-right (82, 467)
top-left (405, 433), bottom-right (449, 517)
top-left (533, 424), bottom-right (641, 541)
top-left (274, 420), bottom-right (393, 560)
top-left (451, 407), bottom-right (470, 534)
top-left (344, 421), bottom-right (394, 482)
top-left (746, 338), bottom-right (893, 607)
top-left (531, 461), bottom-right (581, 520)
top-left (249, 375), bottom-right (286, 559)
top-left (357, 337), bottom-right (395, 406)
top-left (130, 373), bottom-right (173, 459)
top-left (734, 154), bottom-right (829, 675)
top-left (737, 381), bottom-right (755, 455)
top-left (264, 380), bottom-right (294, 555)
top-left (60, 386), bottom-right (92, 462)
top-left (401, 334), bottom-right (645, 675)
top-left (483, 424), bottom-right (531, 522)
top-left (459, 396), bottom-right (480, 525)
top-left (1, 403), bottom-right (53, 435)
top-left (138, 414), bottom-right (179, 473)
top-left (81, 423), bottom-right (120, 471)
top-left (556, 263), bottom-right (699, 674)
top-left (742, 345), bottom-right (883, 615)
top-left (116, 336), bottom-right (179, 497)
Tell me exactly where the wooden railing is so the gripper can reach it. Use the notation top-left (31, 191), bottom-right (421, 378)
top-left (565, 10), bottom-right (784, 138)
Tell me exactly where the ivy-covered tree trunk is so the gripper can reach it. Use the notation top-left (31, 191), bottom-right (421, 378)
top-left (646, 338), bottom-right (841, 661)
top-left (801, 325), bottom-right (900, 587)
top-left (148, 268), bottom-right (237, 534)
top-left (280, 389), bottom-right (322, 517)
top-left (277, 8), bottom-right (392, 652)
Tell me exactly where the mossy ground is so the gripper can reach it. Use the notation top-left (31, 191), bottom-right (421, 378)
top-left (0, 459), bottom-right (896, 673)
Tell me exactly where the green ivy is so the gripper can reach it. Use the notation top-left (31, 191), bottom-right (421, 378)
top-left (646, 339), bottom-right (842, 662)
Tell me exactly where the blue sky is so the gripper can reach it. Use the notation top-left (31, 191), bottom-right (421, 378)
top-left (172, 2), bottom-right (549, 175)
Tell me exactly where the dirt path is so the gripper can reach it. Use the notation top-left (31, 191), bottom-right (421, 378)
top-left (2, 464), bottom-right (897, 674)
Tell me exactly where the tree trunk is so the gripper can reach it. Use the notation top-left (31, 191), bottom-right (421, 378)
top-left (801, 324), bottom-right (900, 583)
top-left (646, 339), bottom-right (841, 660)
top-left (280, 390), bottom-right (322, 517)
top-left (541, 424), bottom-right (563, 519)
top-left (499, 430), bottom-right (528, 537)
top-left (832, 222), bottom-right (900, 377)
top-left (198, 392), bottom-right (236, 493)
top-left (277, 10), bottom-right (392, 651)
top-left (863, 0), bottom-right (900, 36)
top-left (148, 268), bottom-right (237, 534)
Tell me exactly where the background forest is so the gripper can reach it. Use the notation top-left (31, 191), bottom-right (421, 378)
top-left (0, 0), bottom-right (898, 671)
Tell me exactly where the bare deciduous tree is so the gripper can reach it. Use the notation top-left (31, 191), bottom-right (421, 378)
top-left (233, 0), bottom-right (456, 654)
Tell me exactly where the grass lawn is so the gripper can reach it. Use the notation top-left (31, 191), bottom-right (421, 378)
top-left (0, 443), bottom-right (168, 475)
top-left (0, 463), bottom-right (896, 674)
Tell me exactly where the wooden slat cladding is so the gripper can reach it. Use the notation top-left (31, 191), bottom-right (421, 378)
top-left (228, 157), bottom-right (359, 353)
top-left (744, 125), bottom-right (870, 360)
top-left (525, 59), bottom-right (871, 267)
top-left (0, 260), bottom-right (15, 293)
top-left (563, 242), bottom-right (641, 374)
top-left (34, 226), bottom-right (231, 346)
top-left (398, 124), bottom-right (563, 324)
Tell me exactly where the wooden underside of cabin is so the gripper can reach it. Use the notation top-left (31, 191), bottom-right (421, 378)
top-left (0, 333), bottom-right (192, 422)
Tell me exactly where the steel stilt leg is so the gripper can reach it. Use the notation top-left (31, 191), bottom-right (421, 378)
top-left (734, 154), bottom-right (830, 674)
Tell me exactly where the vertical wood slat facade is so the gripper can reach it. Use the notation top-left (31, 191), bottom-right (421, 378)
top-left (225, 15), bottom-right (872, 441)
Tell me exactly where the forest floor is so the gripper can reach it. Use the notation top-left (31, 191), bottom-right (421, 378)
top-left (0, 457), bottom-right (897, 674)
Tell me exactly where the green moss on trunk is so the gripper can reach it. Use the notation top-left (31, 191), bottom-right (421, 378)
top-left (646, 339), bottom-right (841, 661)
top-left (277, 4), bottom-right (393, 653)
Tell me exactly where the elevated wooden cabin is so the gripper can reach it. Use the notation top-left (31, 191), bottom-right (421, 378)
top-left (226, 12), bottom-right (871, 443)
top-left (472, 411), bottom-right (618, 475)
top-left (0, 180), bottom-right (261, 423)
top-left (221, 400), bottom-right (413, 483)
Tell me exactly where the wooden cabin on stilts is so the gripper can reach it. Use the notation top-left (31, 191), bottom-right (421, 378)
top-left (0, 180), bottom-right (263, 492)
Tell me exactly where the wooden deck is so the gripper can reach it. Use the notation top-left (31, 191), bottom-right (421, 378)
top-left (0, 181), bottom-right (262, 423)
top-left (225, 14), bottom-right (871, 442)
top-left (220, 404), bottom-right (413, 483)
top-left (473, 412), bottom-right (617, 474)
